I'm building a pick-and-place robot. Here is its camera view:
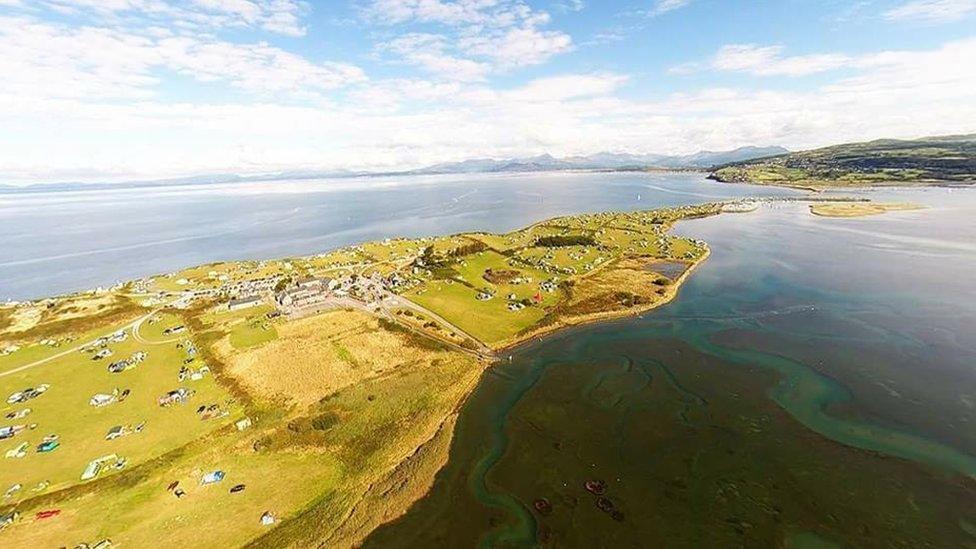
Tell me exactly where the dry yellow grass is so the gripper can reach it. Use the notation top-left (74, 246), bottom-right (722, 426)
top-left (562, 257), bottom-right (671, 316)
top-left (3, 304), bottom-right (43, 333)
top-left (218, 310), bottom-right (457, 408)
top-left (809, 201), bottom-right (923, 218)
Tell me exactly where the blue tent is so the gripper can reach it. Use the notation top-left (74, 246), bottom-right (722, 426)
top-left (201, 470), bottom-right (225, 485)
top-left (37, 440), bottom-right (60, 453)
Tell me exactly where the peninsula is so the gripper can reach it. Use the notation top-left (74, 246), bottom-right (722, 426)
top-left (0, 203), bottom-right (718, 547)
top-left (0, 184), bottom-right (943, 547)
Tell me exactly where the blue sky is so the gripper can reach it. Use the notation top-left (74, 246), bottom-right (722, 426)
top-left (1, 0), bottom-right (974, 183)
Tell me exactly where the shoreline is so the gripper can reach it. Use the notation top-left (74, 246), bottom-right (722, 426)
top-left (491, 245), bottom-right (711, 357)
top-left (2, 195), bottom-right (849, 307)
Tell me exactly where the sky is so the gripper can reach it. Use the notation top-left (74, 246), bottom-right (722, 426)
top-left (1, 0), bottom-right (975, 184)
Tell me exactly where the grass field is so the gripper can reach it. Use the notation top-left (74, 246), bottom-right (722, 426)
top-left (408, 282), bottom-right (547, 344)
top-left (0, 307), bottom-right (484, 548)
top-left (0, 313), bottom-right (237, 502)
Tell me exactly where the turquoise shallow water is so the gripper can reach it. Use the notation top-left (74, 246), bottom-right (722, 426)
top-left (365, 187), bottom-right (976, 547)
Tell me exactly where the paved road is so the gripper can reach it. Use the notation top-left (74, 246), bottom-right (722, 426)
top-left (285, 291), bottom-right (494, 360)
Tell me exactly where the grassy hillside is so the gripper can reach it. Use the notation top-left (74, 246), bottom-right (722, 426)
top-left (709, 134), bottom-right (976, 189)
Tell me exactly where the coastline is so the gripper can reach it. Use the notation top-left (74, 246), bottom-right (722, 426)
top-left (491, 245), bottom-right (711, 356)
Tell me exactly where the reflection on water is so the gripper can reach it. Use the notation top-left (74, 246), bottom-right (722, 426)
top-left (0, 172), bottom-right (796, 300)
top-left (365, 188), bottom-right (976, 547)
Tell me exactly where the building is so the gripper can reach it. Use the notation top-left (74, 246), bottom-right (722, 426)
top-left (296, 277), bottom-right (331, 289)
top-left (228, 295), bottom-right (263, 311)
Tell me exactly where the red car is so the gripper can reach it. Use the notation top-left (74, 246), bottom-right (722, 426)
top-left (35, 509), bottom-right (61, 520)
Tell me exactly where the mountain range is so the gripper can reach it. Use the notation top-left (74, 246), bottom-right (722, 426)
top-left (409, 146), bottom-right (789, 174)
top-left (0, 146), bottom-right (787, 192)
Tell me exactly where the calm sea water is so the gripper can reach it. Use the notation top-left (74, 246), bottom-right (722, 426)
top-left (0, 172), bottom-right (796, 301)
top-left (365, 185), bottom-right (976, 547)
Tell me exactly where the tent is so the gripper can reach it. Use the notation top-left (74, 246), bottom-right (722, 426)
top-left (36, 440), bottom-right (60, 453)
top-left (200, 470), bottom-right (225, 485)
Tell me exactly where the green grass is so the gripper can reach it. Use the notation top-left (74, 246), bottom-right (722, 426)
top-left (407, 281), bottom-right (547, 344)
top-left (0, 321), bottom-right (238, 499)
top-left (0, 318), bottom-right (483, 548)
top-left (0, 316), bottom-right (146, 374)
top-left (711, 134), bottom-right (976, 187)
top-left (228, 321), bottom-right (278, 350)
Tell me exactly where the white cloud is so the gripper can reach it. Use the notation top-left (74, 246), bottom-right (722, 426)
top-left (0, 15), bottom-right (364, 101)
top-left (711, 44), bottom-right (852, 76)
top-left (651, 0), bottom-right (692, 16)
top-left (378, 33), bottom-right (490, 81)
top-left (503, 73), bottom-right (628, 101)
top-left (460, 25), bottom-right (573, 68)
top-left (884, 0), bottom-right (976, 23)
top-left (35, 0), bottom-right (310, 36)
top-left (364, 0), bottom-right (573, 74)
top-left (554, 0), bottom-right (585, 13)
top-left (5, 35), bottom-right (975, 183)
top-left (362, 0), bottom-right (525, 27)
top-left (1, 10), bottom-right (975, 184)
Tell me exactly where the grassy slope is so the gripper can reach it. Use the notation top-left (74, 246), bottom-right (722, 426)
top-left (710, 134), bottom-right (976, 188)
top-left (0, 312), bottom-right (237, 501)
top-left (1, 305), bottom-right (483, 548)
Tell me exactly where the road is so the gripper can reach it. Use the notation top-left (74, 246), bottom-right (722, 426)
top-left (0, 300), bottom-right (177, 379)
top-left (285, 291), bottom-right (494, 360)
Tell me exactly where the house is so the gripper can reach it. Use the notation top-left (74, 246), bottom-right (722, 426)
top-left (296, 277), bottom-right (331, 289)
top-left (105, 426), bottom-right (127, 440)
top-left (228, 295), bottom-right (262, 311)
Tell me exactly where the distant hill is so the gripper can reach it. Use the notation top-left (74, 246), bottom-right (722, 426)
top-left (0, 146), bottom-right (787, 192)
top-left (709, 135), bottom-right (976, 189)
top-left (409, 146), bottom-right (788, 175)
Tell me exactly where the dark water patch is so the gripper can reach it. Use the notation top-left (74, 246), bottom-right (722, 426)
top-left (364, 335), bottom-right (976, 548)
top-left (366, 190), bottom-right (976, 547)
top-left (645, 260), bottom-right (689, 280)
